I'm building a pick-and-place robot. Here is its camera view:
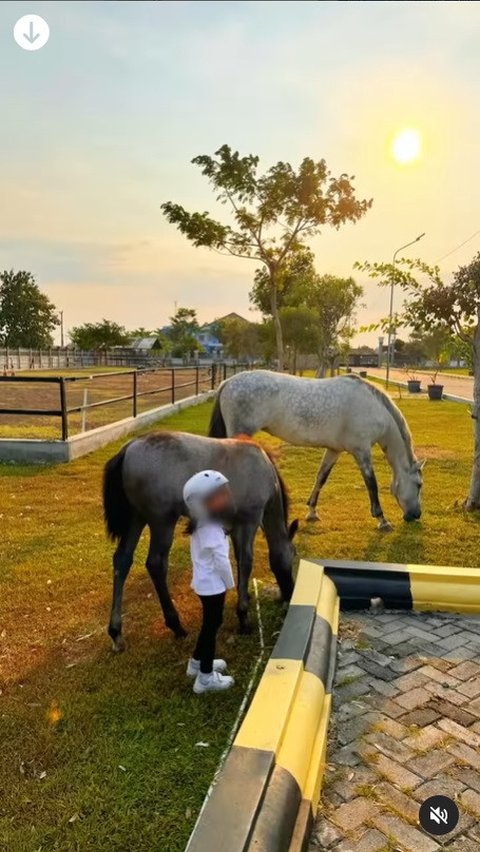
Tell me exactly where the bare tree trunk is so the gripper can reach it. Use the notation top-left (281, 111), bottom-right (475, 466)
top-left (270, 280), bottom-right (284, 371)
top-left (466, 322), bottom-right (480, 509)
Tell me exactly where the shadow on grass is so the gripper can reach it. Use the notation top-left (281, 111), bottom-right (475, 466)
top-left (1, 577), bottom-right (283, 852)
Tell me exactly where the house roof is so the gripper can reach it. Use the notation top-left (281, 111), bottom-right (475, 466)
top-left (130, 337), bottom-right (161, 350)
top-left (215, 312), bottom-right (249, 324)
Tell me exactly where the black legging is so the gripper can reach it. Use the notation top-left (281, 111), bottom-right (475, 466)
top-left (193, 592), bottom-right (226, 674)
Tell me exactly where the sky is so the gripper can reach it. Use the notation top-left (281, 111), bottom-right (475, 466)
top-left (1, 0), bottom-right (480, 344)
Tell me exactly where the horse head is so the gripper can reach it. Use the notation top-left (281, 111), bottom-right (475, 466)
top-left (391, 459), bottom-right (425, 521)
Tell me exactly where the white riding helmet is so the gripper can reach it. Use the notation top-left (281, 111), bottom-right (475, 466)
top-left (183, 470), bottom-right (230, 522)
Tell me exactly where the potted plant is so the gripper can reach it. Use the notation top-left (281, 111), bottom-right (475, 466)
top-left (406, 369), bottom-right (422, 393)
top-left (427, 366), bottom-right (444, 400)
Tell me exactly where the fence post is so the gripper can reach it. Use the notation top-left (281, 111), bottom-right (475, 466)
top-left (211, 363), bottom-right (216, 390)
top-left (133, 370), bottom-right (138, 417)
top-left (60, 378), bottom-right (69, 441)
top-left (195, 365), bottom-right (199, 396)
top-left (171, 368), bottom-right (175, 404)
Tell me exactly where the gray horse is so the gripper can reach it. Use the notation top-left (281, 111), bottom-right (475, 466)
top-left (103, 431), bottom-right (297, 646)
top-left (209, 370), bottom-right (425, 530)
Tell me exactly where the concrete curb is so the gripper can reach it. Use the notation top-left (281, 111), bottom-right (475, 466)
top-left (186, 560), bottom-right (339, 852)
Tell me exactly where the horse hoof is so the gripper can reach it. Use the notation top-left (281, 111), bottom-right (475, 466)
top-left (305, 511), bottom-right (319, 522)
top-left (112, 636), bottom-right (127, 653)
top-left (378, 520), bottom-right (393, 532)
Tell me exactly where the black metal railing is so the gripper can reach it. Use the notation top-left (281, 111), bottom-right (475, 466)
top-left (0, 363), bottom-right (245, 441)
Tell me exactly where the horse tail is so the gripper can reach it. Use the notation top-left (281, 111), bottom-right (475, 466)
top-left (208, 383), bottom-right (227, 437)
top-left (103, 444), bottom-right (132, 541)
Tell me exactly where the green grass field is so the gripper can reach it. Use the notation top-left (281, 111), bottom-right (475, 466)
top-left (1, 394), bottom-right (479, 851)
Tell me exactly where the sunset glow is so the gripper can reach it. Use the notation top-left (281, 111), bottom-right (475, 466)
top-left (391, 128), bottom-right (422, 164)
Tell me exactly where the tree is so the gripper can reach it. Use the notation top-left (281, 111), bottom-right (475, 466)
top-left (0, 269), bottom-right (58, 348)
top-left (162, 145), bottom-right (372, 368)
top-left (290, 273), bottom-right (363, 375)
top-left (279, 306), bottom-right (320, 374)
top-left (69, 319), bottom-right (130, 349)
top-left (216, 317), bottom-right (263, 362)
top-left (250, 247), bottom-right (316, 316)
top-left (357, 252), bottom-right (480, 508)
top-left (166, 307), bottom-right (200, 358)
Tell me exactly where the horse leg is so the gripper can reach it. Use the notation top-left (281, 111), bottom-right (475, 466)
top-left (108, 516), bottom-right (144, 652)
top-left (231, 523), bottom-right (257, 635)
top-left (306, 449), bottom-right (340, 521)
top-left (146, 521), bottom-right (187, 638)
top-left (353, 450), bottom-right (392, 532)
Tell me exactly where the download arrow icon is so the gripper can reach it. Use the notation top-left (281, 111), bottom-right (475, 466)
top-left (14, 14), bottom-right (49, 50)
top-left (23, 21), bottom-right (40, 44)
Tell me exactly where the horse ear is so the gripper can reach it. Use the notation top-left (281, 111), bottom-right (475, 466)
top-left (415, 459), bottom-right (427, 471)
top-left (288, 519), bottom-right (299, 540)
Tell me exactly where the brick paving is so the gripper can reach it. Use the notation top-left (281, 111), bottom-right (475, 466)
top-left (310, 610), bottom-right (480, 851)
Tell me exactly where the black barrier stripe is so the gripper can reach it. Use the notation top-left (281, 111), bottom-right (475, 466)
top-left (315, 561), bottom-right (413, 610)
top-left (247, 764), bottom-right (302, 852)
top-left (304, 615), bottom-right (333, 687)
top-left (186, 746), bottom-right (274, 852)
top-left (270, 604), bottom-right (316, 662)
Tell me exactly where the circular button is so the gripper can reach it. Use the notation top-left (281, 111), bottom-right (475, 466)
top-left (419, 795), bottom-right (459, 836)
top-left (14, 15), bottom-right (50, 51)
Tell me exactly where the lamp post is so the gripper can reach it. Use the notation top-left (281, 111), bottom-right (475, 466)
top-left (386, 232), bottom-right (425, 388)
top-left (59, 310), bottom-right (64, 348)
top-left (378, 335), bottom-right (384, 367)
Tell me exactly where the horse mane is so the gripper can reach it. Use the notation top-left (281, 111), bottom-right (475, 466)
top-left (345, 375), bottom-right (415, 464)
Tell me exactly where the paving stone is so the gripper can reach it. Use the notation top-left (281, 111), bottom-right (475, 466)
top-left (447, 765), bottom-right (480, 793)
top-left (395, 686), bottom-right (432, 710)
top-left (443, 646), bottom-right (477, 662)
top-left (394, 669), bottom-right (430, 691)
top-left (437, 717), bottom-right (480, 748)
top-left (444, 838), bottom-right (480, 852)
top-left (331, 796), bottom-right (379, 831)
top-left (468, 695), bottom-right (480, 715)
top-left (412, 774), bottom-right (466, 802)
top-left (460, 788), bottom-right (480, 816)
top-left (310, 819), bottom-right (342, 848)
top-left (408, 749), bottom-right (455, 779)
top-left (331, 766), bottom-right (378, 801)
top-left (437, 634), bottom-right (470, 651)
top-left (424, 681), bottom-right (469, 706)
top-left (369, 753), bottom-right (422, 789)
top-left (425, 698), bottom-right (477, 727)
top-left (370, 813), bottom-right (439, 851)
top-left (358, 659), bottom-right (397, 681)
top-left (374, 780), bottom-right (419, 823)
top-left (404, 724), bottom-right (448, 752)
top-left (430, 811), bottom-right (475, 847)
top-left (337, 712), bottom-right (382, 746)
top-left (335, 829), bottom-right (388, 852)
top-left (333, 680), bottom-right (371, 705)
top-left (433, 624), bottom-right (462, 637)
top-left (448, 661), bottom-right (480, 681)
top-left (448, 742), bottom-right (480, 769)
top-left (390, 656), bottom-right (422, 674)
top-left (332, 744), bottom-right (362, 767)
top-left (416, 664), bottom-right (461, 686)
top-left (456, 676), bottom-right (480, 698)
top-left (366, 696), bottom-right (405, 718)
top-left (398, 707), bottom-right (441, 727)
top-left (337, 651), bottom-right (362, 668)
top-left (363, 731), bottom-right (414, 761)
top-left (375, 717), bottom-right (408, 739)
top-left (368, 677), bottom-right (399, 698)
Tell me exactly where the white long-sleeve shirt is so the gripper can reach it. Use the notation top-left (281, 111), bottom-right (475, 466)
top-left (190, 522), bottom-right (235, 595)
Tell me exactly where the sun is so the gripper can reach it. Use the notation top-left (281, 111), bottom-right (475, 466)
top-left (391, 128), bottom-right (421, 164)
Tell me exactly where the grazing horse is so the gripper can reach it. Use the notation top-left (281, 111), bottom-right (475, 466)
top-left (103, 431), bottom-right (297, 647)
top-left (209, 370), bottom-right (425, 531)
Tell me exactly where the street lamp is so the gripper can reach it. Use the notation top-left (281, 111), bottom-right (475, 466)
top-left (385, 232), bottom-right (425, 388)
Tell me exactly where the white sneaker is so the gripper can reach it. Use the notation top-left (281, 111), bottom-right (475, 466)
top-left (186, 658), bottom-right (227, 678)
top-left (193, 670), bottom-right (234, 694)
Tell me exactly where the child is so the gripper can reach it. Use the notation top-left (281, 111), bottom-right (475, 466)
top-left (182, 470), bottom-right (236, 694)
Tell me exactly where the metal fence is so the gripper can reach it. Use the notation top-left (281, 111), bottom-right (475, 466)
top-left (0, 363), bottom-right (244, 440)
top-left (1, 346), bottom-right (234, 371)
